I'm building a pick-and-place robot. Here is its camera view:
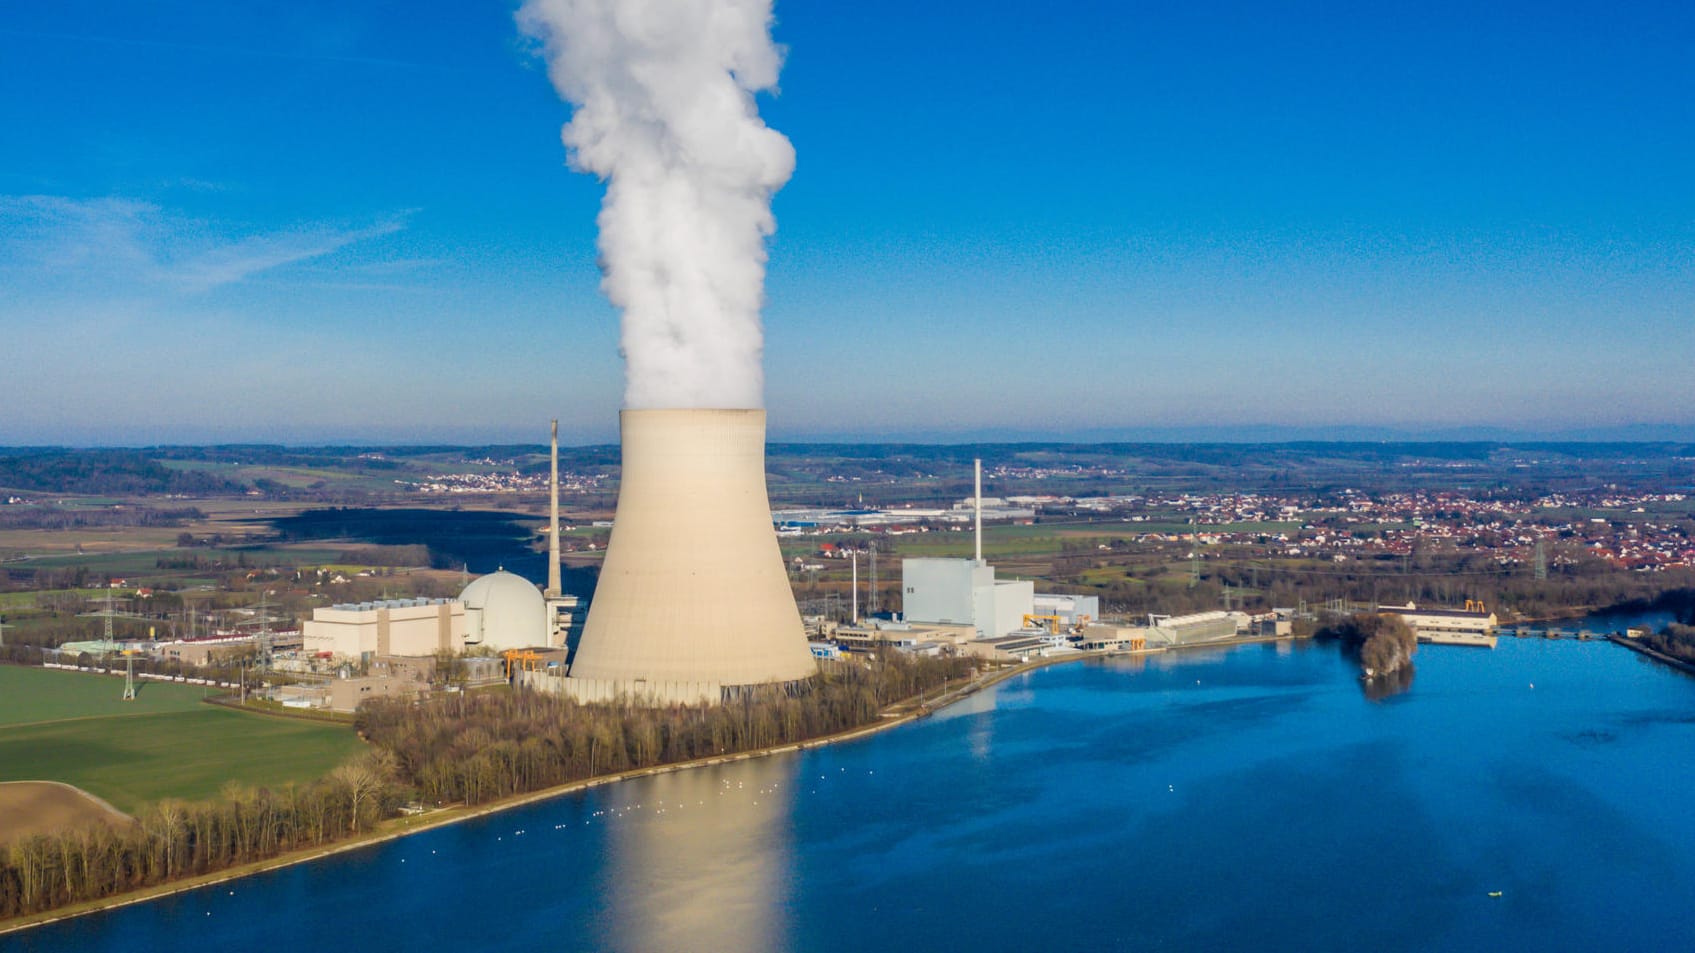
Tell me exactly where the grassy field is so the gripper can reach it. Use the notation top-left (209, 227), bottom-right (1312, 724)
top-left (0, 588), bottom-right (128, 609)
top-left (0, 667), bottom-right (364, 814)
top-left (0, 666), bottom-right (209, 727)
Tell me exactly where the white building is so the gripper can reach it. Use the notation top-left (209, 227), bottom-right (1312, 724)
top-left (302, 570), bottom-right (562, 661)
top-left (1377, 602), bottom-right (1498, 639)
top-left (1033, 593), bottom-right (1099, 627)
top-left (1146, 610), bottom-right (1249, 645)
top-left (461, 569), bottom-right (553, 651)
top-left (303, 598), bottom-right (467, 659)
top-left (901, 557), bottom-right (1034, 639)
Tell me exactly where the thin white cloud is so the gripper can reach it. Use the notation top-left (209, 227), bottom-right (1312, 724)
top-left (164, 219), bottom-right (405, 293)
top-left (0, 194), bottom-right (406, 296)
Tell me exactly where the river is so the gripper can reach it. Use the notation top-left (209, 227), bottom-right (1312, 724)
top-left (9, 618), bottom-right (1695, 952)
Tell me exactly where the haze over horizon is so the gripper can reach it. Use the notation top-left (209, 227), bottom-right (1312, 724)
top-left (2, 1), bottom-right (1691, 446)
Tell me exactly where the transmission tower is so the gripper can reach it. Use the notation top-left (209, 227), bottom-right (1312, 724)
top-left (122, 651), bottom-right (136, 701)
top-left (1189, 551), bottom-right (1200, 588)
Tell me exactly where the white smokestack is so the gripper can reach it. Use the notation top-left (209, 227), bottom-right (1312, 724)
top-left (547, 418), bottom-right (562, 597)
top-left (974, 458), bottom-right (983, 565)
top-left (851, 550), bottom-right (859, 625)
top-left (518, 0), bottom-right (795, 409)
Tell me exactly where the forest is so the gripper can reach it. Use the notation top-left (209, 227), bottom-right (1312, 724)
top-left (355, 652), bottom-right (973, 807)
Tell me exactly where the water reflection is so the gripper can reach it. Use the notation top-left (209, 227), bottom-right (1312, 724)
top-left (1361, 664), bottom-right (1415, 701)
top-left (596, 758), bottom-right (795, 953)
top-left (1099, 653), bottom-right (1149, 676)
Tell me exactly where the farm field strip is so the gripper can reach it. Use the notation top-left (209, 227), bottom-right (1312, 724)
top-left (0, 667), bottom-right (364, 816)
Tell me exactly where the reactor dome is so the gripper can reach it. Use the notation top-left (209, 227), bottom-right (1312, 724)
top-left (460, 570), bottom-right (547, 651)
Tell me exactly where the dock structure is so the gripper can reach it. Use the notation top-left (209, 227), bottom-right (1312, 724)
top-left (1496, 627), bottom-right (1603, 641)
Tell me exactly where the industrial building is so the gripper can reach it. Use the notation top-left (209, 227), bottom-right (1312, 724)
top-left (901, 557), bottom-right (1034, 640)
top-left (895, 463), bottom-right (1106, 646)
top-left (461, 570), bottom-right (554, 651)
top-left (302, 598), bottom-right (466, 658)
top-left (299, 570), bottom-right (572, 662)
top-left (1145, 611), bottom-right (1250, 645)
top-left (1032, 593), bottom-right (1099, 629)
top-left (1377, 602), bottom-right (1498, 646)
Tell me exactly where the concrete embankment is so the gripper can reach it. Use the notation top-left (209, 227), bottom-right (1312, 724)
top-left (1607, 635), bottom-right (1695, 676)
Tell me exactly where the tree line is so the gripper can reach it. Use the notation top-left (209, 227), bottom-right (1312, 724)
top-left (0, 756), bottom-right (401, 919)
top-left (0, 651), bottom-right (974, 921)
top-left (354, 651), bottom-right (974, 807)
top-left (1640, 624), bottom-right (1695, 665)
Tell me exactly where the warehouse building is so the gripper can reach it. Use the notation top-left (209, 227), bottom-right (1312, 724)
top-left (1146, 610), bottom-right (1250, 645)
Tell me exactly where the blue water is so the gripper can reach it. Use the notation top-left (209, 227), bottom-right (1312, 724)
top-left (10, 631), bottom-right (1695, 952)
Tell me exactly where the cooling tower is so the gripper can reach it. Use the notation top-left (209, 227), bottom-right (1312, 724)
top-left (568, 409), bottom-right (817, 694)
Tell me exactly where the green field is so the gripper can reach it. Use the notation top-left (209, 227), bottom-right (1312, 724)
top-left (0, 667), bottom-right (364, 813)
top-left (0, 588), bottom-right (126, 609)
top-left (0, 665), bottom-right (210, 727)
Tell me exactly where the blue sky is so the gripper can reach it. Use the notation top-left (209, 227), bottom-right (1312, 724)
top-left (1, 0), bottom-right (1691, 445)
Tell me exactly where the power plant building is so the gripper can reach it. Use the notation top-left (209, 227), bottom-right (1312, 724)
top-left (1377, 602), bottom-right (1498, 637)
top-left (1033, 593), bottom-right (1099, 627)
top-left (901, 556), bottom-right (1034, 639)
top-left (1147, 610), bottom-right (1249, 645)
top-left (461, 569), bottom-right (555, 651)
top-left (302, 598), bottom-right (467, 658)
top-left (302, 570), bottom-right (568, 661)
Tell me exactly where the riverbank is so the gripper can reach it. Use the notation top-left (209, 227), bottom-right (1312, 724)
top-left (2, 635), bottom-right (1314, 935)
top-left (0, 649), bottom-right (1101, 934)
top-left (1606, 635), bottom-right (1695, 676)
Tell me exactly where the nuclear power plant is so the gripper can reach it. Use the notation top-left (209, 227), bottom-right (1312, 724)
top-left (516, 0), bottom-right (815, 705)
top-left (539, 408), bottom-right (818, 705)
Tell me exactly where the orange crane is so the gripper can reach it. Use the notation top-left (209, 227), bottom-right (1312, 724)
top-left (502, 649), bottom-right (549, 678)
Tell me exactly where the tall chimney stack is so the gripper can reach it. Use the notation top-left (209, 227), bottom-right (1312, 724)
top-left (974, 457), bottom-right (983, 565)
top-left (547, 418), bottom-right (562, 598)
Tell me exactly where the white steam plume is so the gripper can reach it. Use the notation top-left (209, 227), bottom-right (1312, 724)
top-left (518, 0), bottom-right (795, 409)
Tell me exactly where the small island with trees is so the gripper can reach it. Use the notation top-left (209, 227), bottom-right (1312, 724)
top-left (1318, 613), bottom-right (1418, 680)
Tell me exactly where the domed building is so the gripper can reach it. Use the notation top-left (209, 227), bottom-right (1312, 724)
top-left (460, 569), bottom-right (548, 651)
